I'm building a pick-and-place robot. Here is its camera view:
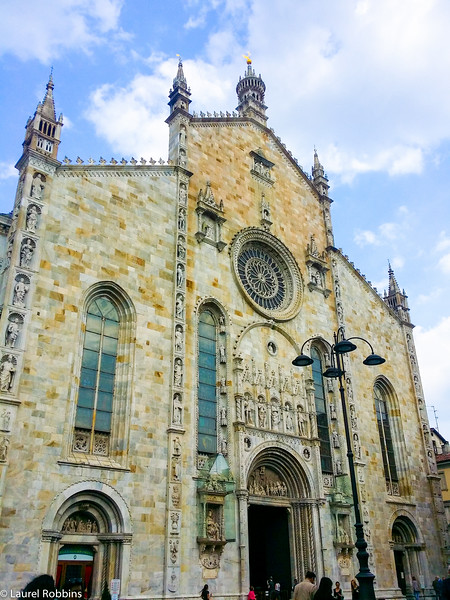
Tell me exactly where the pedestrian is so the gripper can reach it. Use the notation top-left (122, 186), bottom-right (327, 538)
top-left (412, 576), bottom-right (420, 600)
top-left (201, 584), bottom-right (210, 600)
top-left (293, 571), bottom-right (317, 600)
top-left (248, 586), bottom-right (256, 600)
top-left (267, 576), bottom-right (275, 600)
top-left (442, 568), bottom-right (450, 600)
top-left (22, 575), bottom-right (56, 595)
top-left (433, 576), bottom-right (443, 600)
top-left (314, 577), bottom-right (334, 600)
top-left (333, 581), bottom-right (344, 600)
top-left (351, 579), bottom-right (359, 600)
top-left (274, 582), bottom-right (281, 600)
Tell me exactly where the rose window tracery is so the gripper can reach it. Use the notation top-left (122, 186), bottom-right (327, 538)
top-left (231, 228), bottom-right (303, 321)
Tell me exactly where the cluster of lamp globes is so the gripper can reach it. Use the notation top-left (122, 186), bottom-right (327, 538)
top-left (292, 334), bottom-right (386, 377)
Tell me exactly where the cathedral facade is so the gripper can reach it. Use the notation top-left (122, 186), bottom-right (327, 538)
top-left (0, 60), bottom-right (446, 598)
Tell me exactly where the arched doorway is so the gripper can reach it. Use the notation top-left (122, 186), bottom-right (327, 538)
top-left (392, 515), bottom-right (423, 595)
top-left (41, 482), bottom-right (132, 598)
top-left (246, 446), bottom-right (316, 600)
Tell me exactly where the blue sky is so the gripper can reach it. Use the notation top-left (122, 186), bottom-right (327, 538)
top-left (1, 0), bottom-right (449, 437)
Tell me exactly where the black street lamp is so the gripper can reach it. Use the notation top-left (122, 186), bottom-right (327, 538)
top-left (292, 327), bottom-right (385, 600)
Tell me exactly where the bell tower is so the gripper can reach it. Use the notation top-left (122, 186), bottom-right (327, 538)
top-left (17, 71), bottom-right (63, 166)
top-left (383, 263), bottom-right (411, 324)
top-left (236, 57), bottom-right (268, 125)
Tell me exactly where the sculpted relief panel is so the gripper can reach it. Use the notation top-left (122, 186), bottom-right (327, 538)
top-left (234, 325), bottom-right (314, 440)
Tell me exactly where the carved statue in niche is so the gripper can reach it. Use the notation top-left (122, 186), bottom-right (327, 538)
top-left (297, 404), bottom-right (309, 437)
top-left (177, 235), bottom-right (186, 259)
top-left (173, 393), bottom-right (182, 425)
top-left (0, 435), bottom-right (9, 461)
top-left (220, 406), bottom-right (227, 426)
top-left (243, 395), bottom-right (253, 425)
top-left (173, 437), bottom-right (181, 456)
top-left (219, 315), bottom-right (226, 333)
top-left (202, 218), bottom-right (214, 240)
top-left (258, 403), bottom-right (267, 428)
top-left (308, 235), bottom-right (319, 257)
top-left (179, 184), bottom-right (187, 206)
top-left (174, 359), bottom-right (183, 387)
top-left (20, 238), bottom-right (35, 268)
top-left (178, 208), bottom-right (186, 231)
top-left (220, 437), bottom-right (227, 455)
top-left (172, 485), bottom-right (181, 508)
top-left (219, 344), bottom-right (226, 363)
top-left (5, 316), bottom-right (21, 348)
top-left (330, 402), bottom-right (337, 420)
top-left (332, 430), bottom-right (340, 448)
top-left (1, 409), bottom-right (11, 431)
top-left (337, 516), bottom-right (350, 544)
top-left (350, 404), bottom-right (357, 429)
top-left (26, 205), bottom-right (39, 232)
top-left (172, 457), bottom-right (181, 480)
top-left (285, 406), bottom-right (294, 431)
top-left (335, 459), bottom-right (343, 475)
top-left (270, 404), bottom-right (280, 429)
top-left (176, 263), bottom-right (184, 287)
top-left (353, 432), bottom-right (361, 459)
top-left (31, 173), bottom-right (45, 200)
top-left (0, 355), bottom-right (16, 392)
top-left (13, 276), bottom-right (29, 308)
top-left (220, 377), bottom-right (227, 394)
top-left (206, 508), bottom-right (222, 540)
top-left (174, 325), bottom-right (183, 352)
top-left (175, 294), bottom-right (184, 319)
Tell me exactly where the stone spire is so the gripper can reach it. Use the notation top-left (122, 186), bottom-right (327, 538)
top-left (312, 149), bottom-right (330, 198)
top-left (236, 57), bottom-right (268, 125)
top-left (384, 263), bottom-right (411, 324)
top-left (17, 71), bottom-right (63, 165)
top-left (167, 58), bottom-right (191, 121)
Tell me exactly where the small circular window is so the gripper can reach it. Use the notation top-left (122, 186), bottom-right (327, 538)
top-left (231, 228), bottom-right (303, 321)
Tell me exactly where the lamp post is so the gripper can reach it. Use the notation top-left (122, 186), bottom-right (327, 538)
top-left (292, 327), bottom-right (385, 600)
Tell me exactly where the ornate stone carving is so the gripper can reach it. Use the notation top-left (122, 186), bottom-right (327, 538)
top-left (30, 173), bottom-right (45, 200)
top-left (248, 466), bottom-right (288, 497)
top-left (5, 313), bottom-right (23, 348)
top-left (62, 513), bottom-right (99, 533)
top-left (20, 237), bottom-right (36, 268)
top-left (0, 435), bottom-right (10, 461)
top-left (175, 294), bottom-right (184, 319)
top-left (26, 204), bottom-right (40, 232)
top-left (174, 325), bottom-right (183, 353)
top-left (173, 393), bottom-right (182, 425)
top-left (0, 354), bottom-right (17, 392)
top-left (13, 274), bottom-right (30, 308)
top-left (174, 358), bottom-right (183, 387)
top-left (1, 409), bottom-right (11, 431)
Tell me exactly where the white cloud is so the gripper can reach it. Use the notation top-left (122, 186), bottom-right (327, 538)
top-left (415, 317), bottom-right (450, 436)
top-left (438, 253), bottom-right (450, 274)
top-left (0, 0), bottom-right (124, 62)
top-left (0, 163), bottom-right (16, 180)
top-left (435, 231), bottom-right (450, 253)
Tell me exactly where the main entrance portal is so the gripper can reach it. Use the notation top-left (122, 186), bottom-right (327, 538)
top-left (248, 504), bottom-right (292, 600)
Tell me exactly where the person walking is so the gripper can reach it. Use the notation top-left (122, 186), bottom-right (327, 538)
top-left (293, 571), bottom-right (317, 600)
top-left (248, 586), bottom-right (256, 600)
top-left (433, 576), bottom-right (443, 600)
top-left (412, 576), bottom-right (420, 600)
top-left (201, 584), bottom-right (210, 600)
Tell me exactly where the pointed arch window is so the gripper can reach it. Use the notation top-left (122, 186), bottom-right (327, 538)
top-left (198, 309), bottom-right (218, 454)
top-left (311, 347), bottom-right (333, 473)
top-left (75, 297), bottom-right (118, 454)
top-left (72, 285), bottom-right (135, 463)
top-left (374, 383), bottom-right (399, 487)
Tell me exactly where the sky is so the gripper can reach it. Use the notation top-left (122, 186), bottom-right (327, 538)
top-left (0, 0), bottom-right (449, 437)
